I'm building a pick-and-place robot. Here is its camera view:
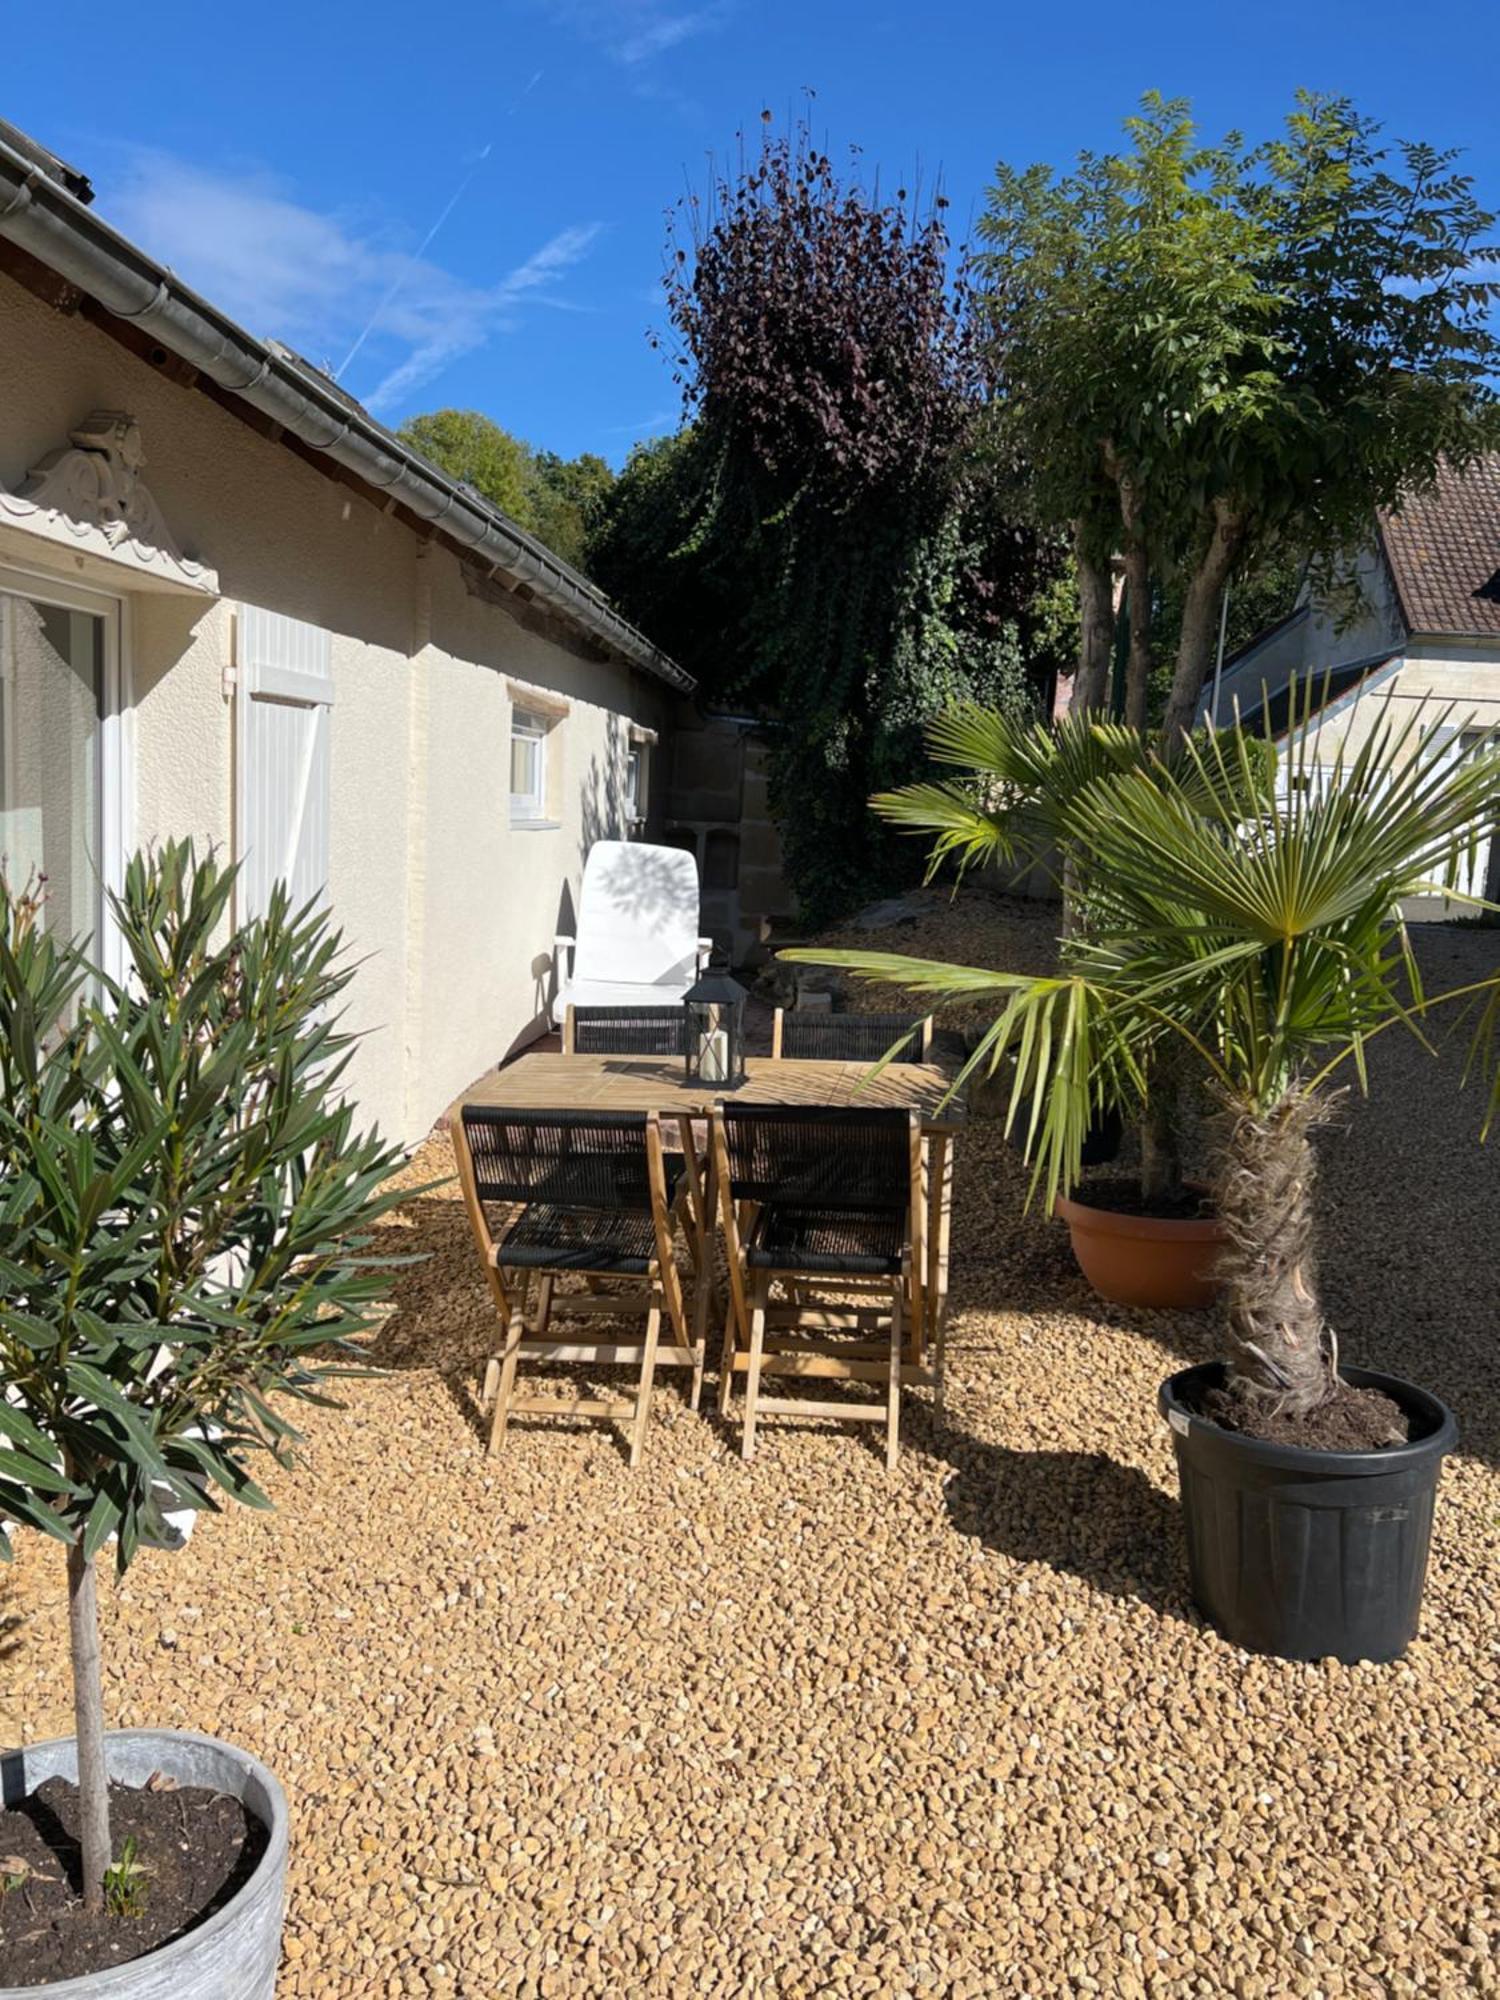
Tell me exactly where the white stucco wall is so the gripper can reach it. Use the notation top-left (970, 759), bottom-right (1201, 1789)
top-left (0, 269), bottom-right (671, 1143)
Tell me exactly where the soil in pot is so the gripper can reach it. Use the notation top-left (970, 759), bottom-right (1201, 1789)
top-left (1190, 1374), bottom-right (1412, 1452)
top-left (1073, 1176), bottom-right (1213, 1222)
top-left (0, 1777), bottom-right (268, 1987)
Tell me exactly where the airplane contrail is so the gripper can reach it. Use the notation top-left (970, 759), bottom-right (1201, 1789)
top-left (335, 143), bottom-right (494, 381)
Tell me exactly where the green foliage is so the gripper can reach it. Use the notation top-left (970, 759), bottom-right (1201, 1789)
top-left (102, 1836), bottom-right (148, 1920)
top-left (590, 121), bottom-right (1055, 925)
top-left (0, 841), bottom-right (409, 1575)
top-left (976, 92), bottom-right (1500, 730)
top-left (398, 409), bottom-right (531, 523)
top-left (398, 410), bottom-right (616, 572)
top-left (787, 704), bottom-right (1500, 1209)
top-left (867, 703), bottom-right (1274, 892)
top-left (524, 450), bottom-right (615, 574)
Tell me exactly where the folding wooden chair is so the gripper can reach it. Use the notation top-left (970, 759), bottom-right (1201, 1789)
top-left (562, 1004), bottom-right (712, 1283)
top-left (452, 1106), bottom-right (701, 1466)
top-left (712, 1104), bottom-right (924, 1471)
top-left (772, 1009), bottom-right (934, 1062)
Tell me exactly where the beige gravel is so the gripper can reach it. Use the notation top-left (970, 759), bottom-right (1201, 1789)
top-left (3, 899), bottom-right (1497, 1997)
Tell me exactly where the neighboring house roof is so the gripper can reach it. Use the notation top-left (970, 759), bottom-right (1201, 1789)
top-left (1233, 652), bottom-right (1401, 739)
top-left (0, 124), bottom-right (693, 693)
top-left (1377, 454), bottom-right (1500, 643)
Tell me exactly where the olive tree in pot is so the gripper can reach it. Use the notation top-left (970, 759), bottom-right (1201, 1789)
top-left (788, 708), bottom-right (1500, 1661)
top-left (0, 843), bottom-right (406, 1993)
top-left (850, 704), bottom-right (1275, 1307)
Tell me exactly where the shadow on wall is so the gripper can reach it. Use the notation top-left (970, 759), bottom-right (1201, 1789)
top-left (588, 843), bottom-right (701, 938)
top-left (578, 716), bottom-right (627, 875)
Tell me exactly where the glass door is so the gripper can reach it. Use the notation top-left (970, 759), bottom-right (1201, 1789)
top-left (0, 568), bottom-right (121, 973)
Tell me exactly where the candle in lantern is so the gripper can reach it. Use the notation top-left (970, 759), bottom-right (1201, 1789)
top-left (698, 1025), bottom-right (729, 1084)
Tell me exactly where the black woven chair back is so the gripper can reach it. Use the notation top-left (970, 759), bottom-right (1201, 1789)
top-left (719, 1104), bottom-right (910, 1211)
top-left (461, 1107), bottom-right (653, 1211)
top-left (570, 1006), bottom-right (688, 1057)
top-left (780, 1012), bottom-right (926, 1063)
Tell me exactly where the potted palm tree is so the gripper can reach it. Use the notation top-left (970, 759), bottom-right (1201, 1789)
top-left (787, 706), bottom-right (1500, 1661)
top-left (859, 705), bottom-right (1275, 1306)
top-left (0, 844), bottom-right (406, 1993)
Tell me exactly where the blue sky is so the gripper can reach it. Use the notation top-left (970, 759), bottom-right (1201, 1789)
top-left (8, 1), bottom-right (1498, 465)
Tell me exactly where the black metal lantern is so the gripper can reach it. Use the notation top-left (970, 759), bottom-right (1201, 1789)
top-left (684, 965), bottom-right (747, 1090)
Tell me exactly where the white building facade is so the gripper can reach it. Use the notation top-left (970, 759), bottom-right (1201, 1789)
top-left (0, 128), bottom-right (690, 1144)
top-left (1202, 457), bottom-right (1500, 913)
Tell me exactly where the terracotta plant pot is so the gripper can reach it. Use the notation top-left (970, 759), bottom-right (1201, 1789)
top-left (1055, 1185), bottom-right (1225, 1310)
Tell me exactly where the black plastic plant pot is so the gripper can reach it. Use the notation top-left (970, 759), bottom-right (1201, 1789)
top-left (1159, 1362), bottom-right (1458, 1665)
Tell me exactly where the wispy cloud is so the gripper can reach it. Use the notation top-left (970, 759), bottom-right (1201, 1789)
top-left (601, 407), bottom-right (678, 435)
top-left (536, 0), bottom-right (728, 67)
top-left (108, 150), bottom-right (602, 416)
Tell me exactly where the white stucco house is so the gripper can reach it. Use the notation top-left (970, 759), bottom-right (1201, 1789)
top-left (0, 120), bottom-right (694, 1144)
top-left (1203, 454), bottom-right (1500, 912)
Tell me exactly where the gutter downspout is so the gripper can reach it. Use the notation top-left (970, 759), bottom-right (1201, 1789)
top-left (0, 138), bottom-right (694, 694)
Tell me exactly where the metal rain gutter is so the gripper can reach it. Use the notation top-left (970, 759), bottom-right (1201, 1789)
top-left (0, 136), bottom-right (694, 693)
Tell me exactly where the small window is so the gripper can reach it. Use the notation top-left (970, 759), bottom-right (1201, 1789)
top-left (624, 741), bottom-right (649, 828)
top-left (510, 708), bottom-right (552, 825)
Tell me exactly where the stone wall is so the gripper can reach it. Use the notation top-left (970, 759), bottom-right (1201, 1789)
top-left (664, 708), bottom-right (795, 964)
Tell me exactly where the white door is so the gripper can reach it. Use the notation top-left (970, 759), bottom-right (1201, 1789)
top-left (0, 565), bottom-right (125, 983)
top-left (235, 606), bottom-right (333, 924)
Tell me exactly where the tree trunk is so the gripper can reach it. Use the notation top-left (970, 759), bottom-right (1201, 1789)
top-left (1101, 445), bottom-right (1153, 730)
top-left (1159, 501), bottom-right (1245, 747)
top-left (67, 1537), bottom-right (112, 1912)
top-left (1217, 1091), bottom-right (1335, 1416)
top-left (1121, 543), bottom-right (1153, 732)
top-left (1139, 1075), bottom-right (1184, 1208)
top-left (1072, 529), bottom-right (1114, 717)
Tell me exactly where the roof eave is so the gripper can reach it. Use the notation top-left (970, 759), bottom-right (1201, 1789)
top-left (0, 134), bottom-right (694, 694)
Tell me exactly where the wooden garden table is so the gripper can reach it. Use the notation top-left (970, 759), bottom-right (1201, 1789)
top-left (462, 1054), bottom-right (963, 1388)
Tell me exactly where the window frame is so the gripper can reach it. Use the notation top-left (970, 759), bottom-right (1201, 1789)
top-left (624, 740), bottom-right (648, 829)
top-left (509, 705), bottom-right (555, 828)
top-left (0, 560), bottom-right (128, 985)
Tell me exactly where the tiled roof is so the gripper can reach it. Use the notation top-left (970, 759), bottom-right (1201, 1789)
top-left (1379, 455), bottom-right (1500, 641)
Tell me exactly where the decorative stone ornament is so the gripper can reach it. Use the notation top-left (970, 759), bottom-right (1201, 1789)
top-left (0, 409), bottom-right (217, 593)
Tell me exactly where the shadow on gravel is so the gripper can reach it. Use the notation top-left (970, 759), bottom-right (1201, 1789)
top-left (939, 1439), bottom-right (1191, 1621)
top-left (0, 1575), bottom-right (24, 1666)
top-left (368, 1194), bottom-right (495, 1442)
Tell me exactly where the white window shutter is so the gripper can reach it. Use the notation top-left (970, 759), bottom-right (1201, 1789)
top-left (235, 607), bottom-right (334, 923)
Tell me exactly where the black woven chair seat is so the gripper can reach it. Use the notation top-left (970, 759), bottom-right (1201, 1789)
top-left (780, 1012), bottom-right (926, 1063)
top-left (747, 1204), bottom-right (906, 1276)
top-left (571, 1005), bottom-right (688, 1057)
top-left (499, 1204), bottom-right (663, 1274)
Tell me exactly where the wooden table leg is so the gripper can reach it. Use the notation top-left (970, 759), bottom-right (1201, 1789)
top-left (925, 1132), bottom-right (953, 1418)
top-left (689, 1134), bottom-right (719, 1391)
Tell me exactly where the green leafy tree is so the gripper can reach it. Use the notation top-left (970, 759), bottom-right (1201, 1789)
top-left (587, 429), bottom-right (741, 675)
top-left (787, 706), bottom-right (1500, 1428)
top-left (525, 450), bottom-right (615, 572)
top-left (0, 846), bottom-right (407, 1910)
top-left (397, 408), bottom-right (532, 523)
top-left (593, 119), bottom-right (1053, 924)
top-left (975, 93), bottom-right (1500, 739)
top-left (398, 412), bottom-right (617, 574)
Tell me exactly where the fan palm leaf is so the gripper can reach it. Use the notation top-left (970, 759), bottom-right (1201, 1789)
top-left (785, 702), bottom-right (1500, 1416)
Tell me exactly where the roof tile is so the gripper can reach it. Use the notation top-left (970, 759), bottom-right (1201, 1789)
top-left (1379, 454), bottom-right (1500, 641)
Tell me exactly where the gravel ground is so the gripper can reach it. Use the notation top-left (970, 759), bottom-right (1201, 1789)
top-left (3, 900), bottom-right (1497, 1997)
